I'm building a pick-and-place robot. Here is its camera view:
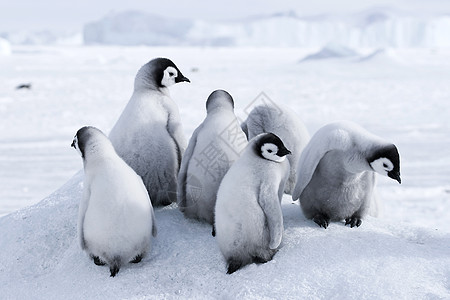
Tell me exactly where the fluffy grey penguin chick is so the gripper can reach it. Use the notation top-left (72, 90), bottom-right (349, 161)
top-left (109, 58), bottom-right (190, 206)
top-left (241, 104), bottom-right (310, 194)
top-left (72, 126), bottom-right (157, 277)
top-left (292, 121), bottom-right (401, 229)
top-left (215, 133), bottom-right (291, 274)
top-left (177, 90), bottom-right (247, 226)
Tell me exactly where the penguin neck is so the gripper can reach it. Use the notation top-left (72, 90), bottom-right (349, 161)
top-left (321, 150), bottom-right (369, 176)
top-left (83, 142), bottom-right (116, 162)
top-left (134, 69), bottom-right (162, 92)
top-left (206, 105), bottom-right (233, 114)
top-left (134, 85), bottom-right (172, 98)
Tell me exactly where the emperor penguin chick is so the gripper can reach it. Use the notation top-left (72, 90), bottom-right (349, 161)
top-left (292, 121), bottom-right (401, 229)
top-left (109, 58), bottom-right (190, 206)
top-left (241, 104), bottom-right (310, 194)
top-left (215, 133), bottom-right (291, 274)
top-left (178, 90), bottom-right (247, 225)
top-left (72, 126), bottom-right (157, 277)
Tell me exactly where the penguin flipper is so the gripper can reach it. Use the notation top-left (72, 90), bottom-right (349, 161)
top-left (258, 183), bottom-right (283, 250)
top-left (78, 181), bottom-right (91, 250)
top-left (292, 125), bottom-right (353, 200)
top-left (240, 120), bottom-right (249, 139)
top-left (151, 207), bottom-right (157, 237)
top-left (176, 125), bottom-right (202, 210)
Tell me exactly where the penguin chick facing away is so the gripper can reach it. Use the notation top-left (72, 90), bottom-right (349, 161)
top-left (178, 90), bottom-right (247, 226)
top-left (109, 58), bottom-right (190, 206)
top-left (241, 104), bottom-right (310, 195)
top-left (292, 121), bottom-right (401, 229)
top-left (215, 133), bottom-right (291, 274)
top-left (72, 126), bottom-right (157, 277)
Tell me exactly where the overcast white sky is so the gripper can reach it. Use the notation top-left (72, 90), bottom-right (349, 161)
top-left (0, 0), bottom-right (449, 32)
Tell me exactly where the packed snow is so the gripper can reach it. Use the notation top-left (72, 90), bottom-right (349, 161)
top-left (0, 46), bottom-right (449, 298)
top-left (300, 44), bottom-right (359, 62)
top-left (0, 37), bottom-right (12, 56)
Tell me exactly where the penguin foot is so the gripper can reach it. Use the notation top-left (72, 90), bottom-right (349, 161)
top-left (253, 249), bottom-right (277, 264)
top-left (345, 216), bottom-right (362, 228)
top-left (92, 256), bottom-right (106, 266)
top-left (313, 214), bottom-right (330, 229)
top-left (211, 225), bottom-right (216, 237)
top-left (253, 256), bottom-right (270, 264)
top-left (227, 258), bottom-right (243, 274)
top-left (130, 254), bottom-right (143, 264)
top-left (110, 265), bottom-right (120, 277)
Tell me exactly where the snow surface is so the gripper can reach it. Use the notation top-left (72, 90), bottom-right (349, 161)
top-left (0, 45), bottom-right (450, 298)
top-left (0, 38), bottom-right (12, 56)
top-left (300, 44), bottom-right (359, 62)
top-left (81, 9), bottom-right (450, 47)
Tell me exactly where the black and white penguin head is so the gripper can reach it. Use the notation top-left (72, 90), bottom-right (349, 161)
top-left (368, 144), bottom-right (401, 183)
top-left (71, 126), bottom-right (109, 159)
top-left (135, 58), bottom-right (190, 90)
top-left (206, 89), bottom-right (234, 113)
top-left (254, 133), bottom-right (291, 162)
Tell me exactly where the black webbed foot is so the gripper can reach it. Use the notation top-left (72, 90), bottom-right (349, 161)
top-left (253, 256), bottom-right (270, 264)
top-left (92, 256), bottom-right (106, 266)
top-left (345, 216), bottom-right (362, 228)
top-left (313, 214), bottom-right (330, 229)
top-left (110, 265), bottom-right (120, 277)
top-left (227, 258), bottom-right (243, 274)
top-left (130, 254), bottom-right (143, 264)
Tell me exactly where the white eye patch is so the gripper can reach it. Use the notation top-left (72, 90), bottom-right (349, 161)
top-left (261, 143), bottom-right (285, 162)
top-left (370, 157), bottom-right (394, 176)
top-left (161, 66), bottom-right (178, 87)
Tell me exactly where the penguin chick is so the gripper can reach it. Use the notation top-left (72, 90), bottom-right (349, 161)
top-left (72, 126), bottom-right (157, 277)
top-left (241, 104), bottom-right (310, 194)
top-left (215, 133), bottom-right (291, 274)
top-left (292, 121), bottom-right (401, 229)
top-left (109, 57), bottom-right (190, 206)
top-left (178, 90), bottom-right (247, 225)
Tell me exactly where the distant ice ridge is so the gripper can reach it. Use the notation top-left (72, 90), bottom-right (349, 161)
top-left (83, 9), bottom-right (450, 47)
top-left (1, 31), bottom-right (82, 46)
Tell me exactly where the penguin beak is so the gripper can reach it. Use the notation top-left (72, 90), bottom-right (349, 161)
top-left (388, 171), bottom-right (401, 184)
top-left (278, 147), bottom-right (291, 157)
top-left (71, 140), bottom-right (75, 148)
top-left (176, 75), bottom-right (190, 83)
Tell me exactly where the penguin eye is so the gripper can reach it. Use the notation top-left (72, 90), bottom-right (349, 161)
top-left (383, 163), bottom-right (388, 168)
top-left (169, 72), bottom-right (175, 76)
top-left (267, 149), bottom-right (273, 153)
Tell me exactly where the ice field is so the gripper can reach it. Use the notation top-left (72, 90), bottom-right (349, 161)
top-left (0, 45), bottom-right (449, 298)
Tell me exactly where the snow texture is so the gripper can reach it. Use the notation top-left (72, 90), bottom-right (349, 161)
top-left (0, 172), bottom-right (449, 299)
top-left (0, 37), bottom-right (12, 56)
top-left (0, 45), bottom-right (450, 298)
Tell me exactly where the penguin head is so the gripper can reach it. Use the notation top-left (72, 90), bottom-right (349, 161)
top-left (368, 144), bottom-right (401, 183)
top-left (254, 133), bottom-right (291, 162)
top-left (135, 58), bottom-right (190, 90)
top-left (71, 126), bottom-right (108, 159)
top-left (206, 89), bottom-right (234, 113)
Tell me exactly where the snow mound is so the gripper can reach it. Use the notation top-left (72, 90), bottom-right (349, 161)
top-left (0, 38), bottom-right (12, 56)
top-left (1, 174), bottom-right (449, 298)
top-left (301, 44), bottom-right (359, 62)
top-left (358, 48), bottom-right (400, 63)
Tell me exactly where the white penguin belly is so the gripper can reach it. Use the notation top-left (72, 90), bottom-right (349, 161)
top-left (215, 177), bottom-right (267, 259)
top-left (83, 175), bottom-right (152, 258)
